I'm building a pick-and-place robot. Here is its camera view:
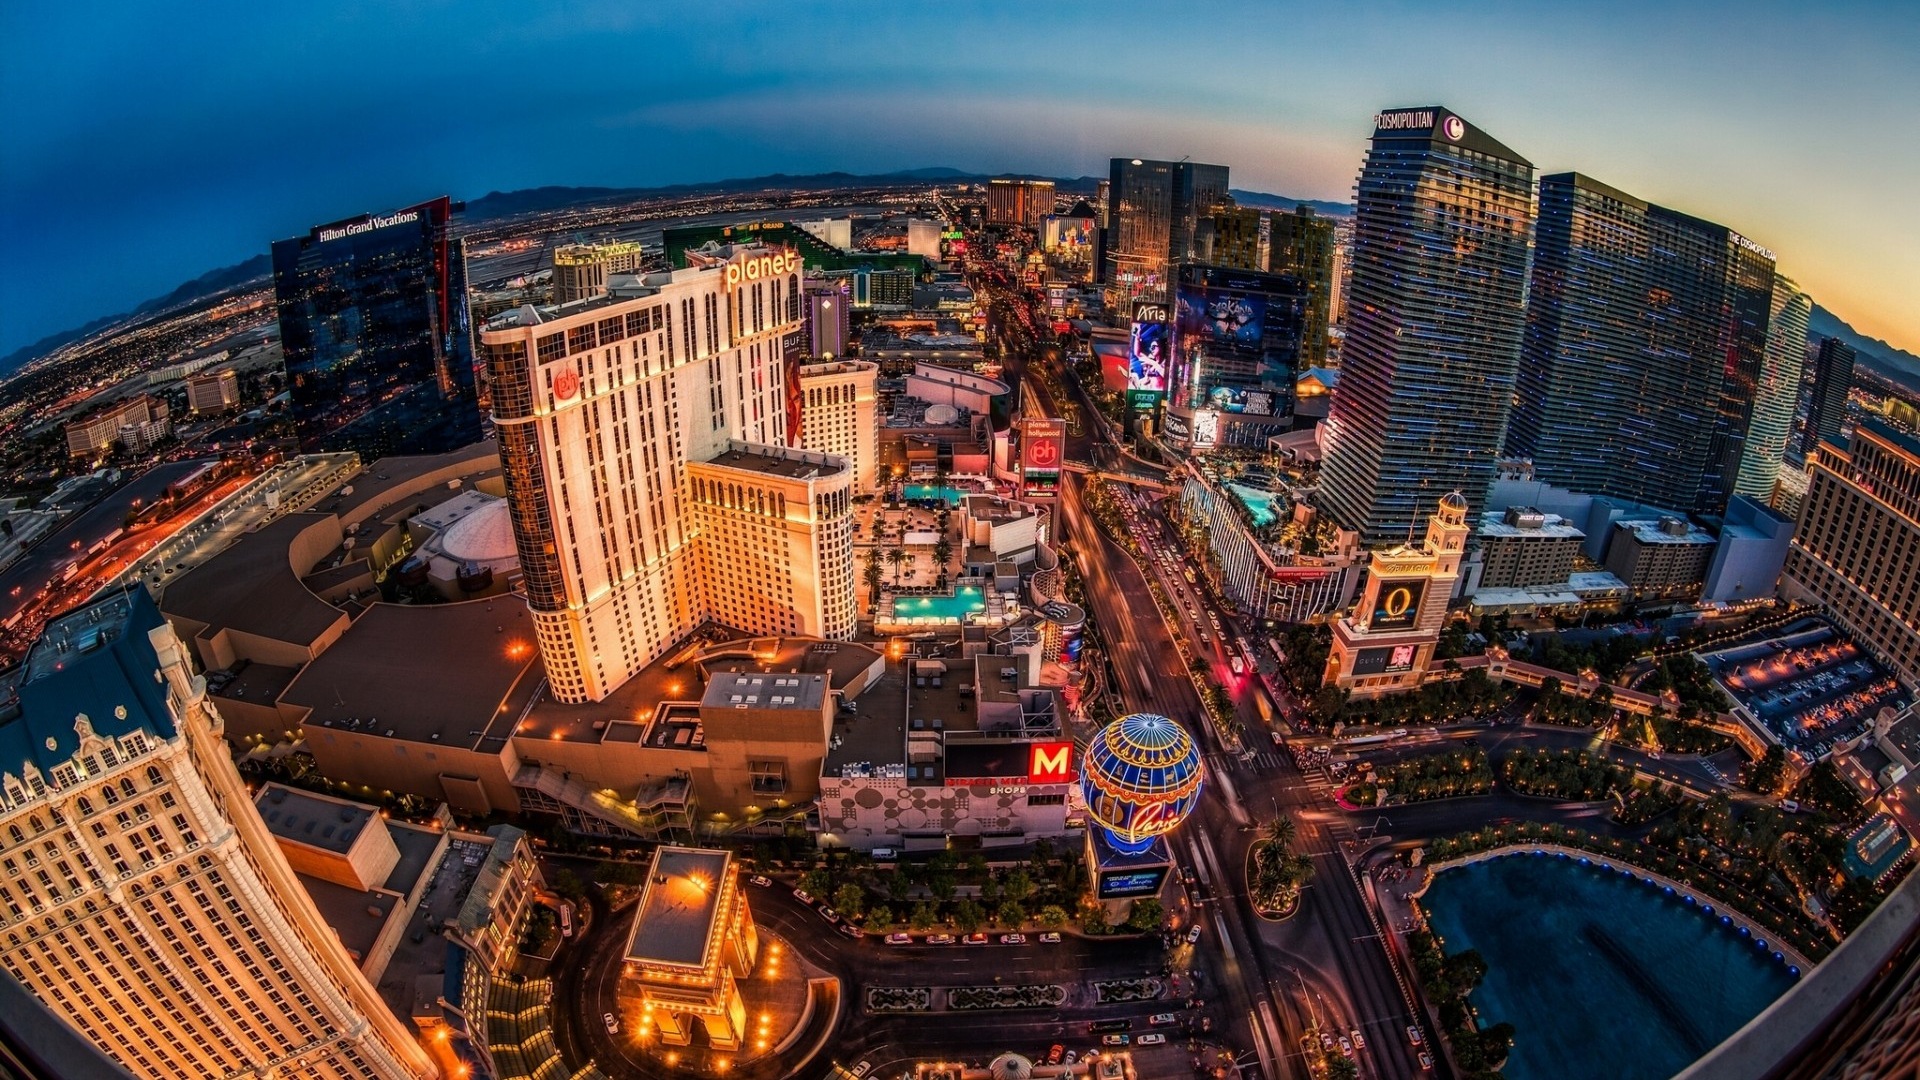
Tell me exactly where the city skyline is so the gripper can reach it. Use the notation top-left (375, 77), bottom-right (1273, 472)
top-left (3, 1), bottom-right (1917, 359)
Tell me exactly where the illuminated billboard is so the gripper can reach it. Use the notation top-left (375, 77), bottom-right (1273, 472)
top-left (1179, 289), bottom-right (1264, 347)
top-left (1027, 741), bottom-right (1073, 785)
top-left (1020, 417), bottom-right (1066, 499)
top-left (1204, 386), bottom-right (1279, 416)
top-left (942, 741), bottom-right (1074, 785)
top-left (1128, 321), bottom-right (1168, 392)
top-left (1350, 644), bottom-right (1420, 677)
top-left (1369, 580), bottom-right (1426, 632)
top-left (1166, 264), bottom-right (1307, 429)
top-left (1096, 866), bottom-right (1170, 899)
top-left (1192, 409), bottom-right (1220, 449)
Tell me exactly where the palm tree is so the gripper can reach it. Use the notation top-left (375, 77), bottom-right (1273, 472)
top-left (933, 536), bottom-right (954, 574)
top-left (1265, 815), bottom-right (1297, 855)
top-left (887, 546), bottom-right (908, 587)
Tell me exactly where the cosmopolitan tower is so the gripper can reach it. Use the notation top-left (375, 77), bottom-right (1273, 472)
top-left (1319, 108), bottom-right (1535, 546)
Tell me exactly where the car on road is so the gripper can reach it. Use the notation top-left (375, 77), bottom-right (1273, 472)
top-left (602, 1012), bottom-right (619, 1034)
top-left (1419, 1051), bottom-right (1435, 1071)
top-left (1338, 1036), bottom-right (1353, 1057)
top-left (850, 1061), bottom-right (873, 1077)
top-left (1038, 932), bottom-right (1061, 943)
top-left (818, 907), bottom-right (840, 923)
top-left (1407, 1026), bottom-right (1423, 1046)
top-left (837, 922), bottom-right (862, 938)
top-left (1102, 1034), bottom-right (1130, 1046)
top-left (1064, 1052), bottom-right (1077, 1064)
top-left (963, 932), bottom-right (989, 945)
top-left (1186, 924), bottom-right (1203, 944)
top-left (792, 888), bottom-right (813, 904)
top-left (1046, 1044), bottom-right (1064, 1065)
top-left (749, 875), bottom-right (772, 887)
top-left (885, 933), bottom-right (913, 945)
top-left (1320, 1032), bottom-right (1335, 1050)
top-left (1148, 1013), bottom-right (1176, 1026)
top-left (1351, 1029), bottom-right (1365, 1049)
top-left (1137, 1034), bottom-right (1166, 1046)
top-left (1000, 933), bottom-right (1026, 944)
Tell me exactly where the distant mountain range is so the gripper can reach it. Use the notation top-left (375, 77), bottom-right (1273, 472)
top-left (9, 169), bottom-right (1908, 396)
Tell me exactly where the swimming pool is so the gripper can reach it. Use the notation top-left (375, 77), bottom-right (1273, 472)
top-left (903, 484), bottom-right (966, 506)
top-left (1421, 853), bottom-right (1795, 1080)
top-left (886, 586), bottom-right (985, 622)
top-left (1227, 483), bottom-right (1280, 528)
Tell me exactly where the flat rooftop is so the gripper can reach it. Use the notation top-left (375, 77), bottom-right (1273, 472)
top-left (162, 512), bottom-right (348, 648)
top-left (255, 784), bottom-right (375, 854)
top-left (1618, 518), bottom-right (1716, 545)
top-left (1479, 511), bottom-right (1584, 540)
top-left (317, 441), bottom-right (502, 528)
top-left (301, 873), bottom-right (399, 962)
top-left (696, 443), bottom-right (848, 480)
top-left (825, 654), bottom-right (910, 775)
top-left (701, 670), bottom-right (827, 711)
top-left (277, 598), bottom-right (541, 751)
top-left (625, 847), bottom-right (732, 968)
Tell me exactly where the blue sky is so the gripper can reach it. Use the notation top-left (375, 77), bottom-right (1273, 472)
top-left (2, 0), bottom-right (1915, 356)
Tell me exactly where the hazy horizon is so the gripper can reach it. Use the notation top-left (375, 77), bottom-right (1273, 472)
top-left (3, 0), bottom-right (1915, 357)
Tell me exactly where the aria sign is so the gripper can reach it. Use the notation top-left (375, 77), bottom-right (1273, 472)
top-left (725, 249), bottom-right (800, 290)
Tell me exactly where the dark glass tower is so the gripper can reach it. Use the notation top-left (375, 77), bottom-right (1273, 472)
top-left (272, 196), bottom-right (482, 458)
top-left (1268, 206), bottom-right (1336, 367)
top-left (1319, 108), bottom-right (1535, 546)
top-left (1103, 159), bottom-right (1228, 309)
top-left (1512, 177), bottom-right (1782, 515)
top-left (1804, 336), bottom-right (1857, 455)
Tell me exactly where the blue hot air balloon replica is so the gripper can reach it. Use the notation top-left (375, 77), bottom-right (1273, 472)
top-left (1079, 712), bottom-right (1205, 855)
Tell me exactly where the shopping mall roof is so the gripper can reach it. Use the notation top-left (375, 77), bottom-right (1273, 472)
top-left (161, 512), bottom-right (350, 650)
top-left (625, 847), bottom-right (732, 969)
top-left (277, 598), bottom-right (541, 750)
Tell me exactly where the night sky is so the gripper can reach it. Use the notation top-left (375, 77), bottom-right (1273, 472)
top-left (2, 0), bottom-right (1915, 356)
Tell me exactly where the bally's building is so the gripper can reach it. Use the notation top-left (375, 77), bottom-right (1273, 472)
top-left (480, 245), bottom-right (857, 705)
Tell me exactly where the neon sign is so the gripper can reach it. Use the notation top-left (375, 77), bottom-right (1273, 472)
top-left (725, 250), bottom-right (800, 290)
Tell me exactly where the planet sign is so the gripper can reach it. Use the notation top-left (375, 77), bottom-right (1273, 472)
top-left (1079, 713), bottom-right (1204, 855)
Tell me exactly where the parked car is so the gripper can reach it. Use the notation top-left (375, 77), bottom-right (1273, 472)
top-left (885, 933), bottom-right (913, 945)
top-left (1046, 1044), bottom-right (1065, 1065)
top-left (1138, 1033), bottom-right (1166, 1046)
top-left (1338, 1036), bottom-right (1353, 1057)
top-left (792, 888), bottom-right (813, 904)
top-left (837, 922), bottom-right (862, 938)
top-left (850, 1061), bottom-right (873, 1077)
top-left (1148, 1013), bottom-right (1177, 1026)
top-left (1000, 933), bottom-right (1027, 944)
top-left (1407, 1026), bottom-right (1423, 1046)
top-left (818, 907), bottom-right (840, 923)
top-left (963, 933), bottom-right (989, 945)
top-left (1102, 1034), bottom-right (1131, 1046)
top-left (602, 1012), bottom-right (619, 1034)
top-left (1351, 1029), bottom-right (1366, 1050)
top-left (1320, 1032), bottom-right (1335, 1050)
top-left (1038, 932), bottom-right (1061, 943)
top-left (927, 934), bottom-right (956, 945)
top-left (1419, 1051), bottom-right (1435, 1071)
top-left (749, 875), bottom-right (772, 887)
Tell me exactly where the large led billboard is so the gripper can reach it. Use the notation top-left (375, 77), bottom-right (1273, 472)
top-left (1020, 417), bottom-right (1066, 499)
top-left (1166, 264), bottom-right (1306, 428)
top-left (943, 741), bottom-right (1075, 785)
top-left (1192, 409), bottom-right (1220, 449)
top-left (1096, 866), bottom-right (1170, 899)
top-left (1369, 580), bottom-right (1426, 632)
top-left (1128, 321), bottom-right (1168, 392)
top-left (1350, 644), bottom-right (1420, 677)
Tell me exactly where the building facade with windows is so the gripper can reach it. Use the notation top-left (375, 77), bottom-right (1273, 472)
top-left (273, 196), bottom-right (482, 459)
top-left (481, 244), bottom-right (856, 704)
top-left (1781, 419), bottom-right (1920, 686)
top-left (1804, 336), bottom-right (1858, 457)
top-left (0, 590), bottom-right (435, 1080)
top-left (1102, 159), bottom-right (1228, 310)
top-left (1267, 206), bottom-right (1336, 368)
top-left (796, 360), bottom-right (879, 492)
top-left (986, 178), bottom-right (1055, 230)
top-left (552, 241), bottom-right (645, 305)
top-left (1318, 108), bottom-right (1535, 546)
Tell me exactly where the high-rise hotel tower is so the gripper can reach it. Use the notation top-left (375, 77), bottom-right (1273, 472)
top-left (0, 590), bottom-right (434, 1080)
top-left (1318, 108), bottom-right (1535, 546)
top-left (1505, 174), bottom-right (1781, 515)
top-left (481, 245), bottom-right (856, 704)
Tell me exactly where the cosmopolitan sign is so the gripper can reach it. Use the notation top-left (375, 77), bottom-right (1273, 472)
top-left (318, 208), bottom-right (422, 243)
top-left (725, 249), bottom-right (800, 290)
top-left (1374, 110), bottom-right (1435, 132)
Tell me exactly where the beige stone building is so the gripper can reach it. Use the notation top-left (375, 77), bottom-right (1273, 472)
top-left (797, 360), bottom-right (879, 492)
top-left (0, 590), bottom-right (434, 1079)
